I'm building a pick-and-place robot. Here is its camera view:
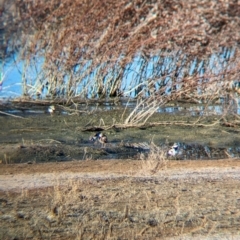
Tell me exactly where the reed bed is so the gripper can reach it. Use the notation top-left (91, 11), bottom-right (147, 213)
top-left (1, 0), bottom-right (240, 125)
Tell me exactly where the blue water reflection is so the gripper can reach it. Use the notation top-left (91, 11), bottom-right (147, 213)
top-left (0, 47), bottom-right (238, 101)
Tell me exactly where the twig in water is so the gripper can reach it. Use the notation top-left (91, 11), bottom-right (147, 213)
top-left (0, 110), bottom-right (25, 119)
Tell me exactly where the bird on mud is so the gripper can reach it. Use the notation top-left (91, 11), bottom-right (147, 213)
top-left (167, 143), bottom-right (181, 157)
top-left (90, 132), bottom-right (108, 148)
top-left (48, 105), bottom-right (56, 116)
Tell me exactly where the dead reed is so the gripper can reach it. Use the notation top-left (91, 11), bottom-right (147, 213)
top-left (0, 0), bottom-right (239, 101)
top-left (139, 141), bottom-right (168, 175)
top-left (1, 0), bottom-right (240, 129)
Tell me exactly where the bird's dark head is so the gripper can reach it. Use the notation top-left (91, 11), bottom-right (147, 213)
top-left (172, 143), bottom-right (179, 151)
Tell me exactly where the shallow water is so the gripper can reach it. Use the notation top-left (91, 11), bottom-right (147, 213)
top-left (0, 101), bottom-right (240, 163)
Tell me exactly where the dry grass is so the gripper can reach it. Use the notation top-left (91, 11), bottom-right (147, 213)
top-left (1, 160), bottom-right (240, 238)
top-left (1, 166), bottom-right (240, 239)
top-left (1, 0), bottom-right (240, 102)
top-left (139, 141), bottom-right (169, 175)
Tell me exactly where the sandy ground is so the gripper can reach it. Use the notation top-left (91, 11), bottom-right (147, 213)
top-left (1, 159), bottom-right (240, 239)
top-left (1, 159), bottom-right (240, 191)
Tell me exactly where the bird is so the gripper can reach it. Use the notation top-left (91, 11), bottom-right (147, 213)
top-left (90, 132), bottom-right (108, 148)
top-left (48, 105), bottom-right (55, 116)
top-left (167, 143), bottom-right (181, 157)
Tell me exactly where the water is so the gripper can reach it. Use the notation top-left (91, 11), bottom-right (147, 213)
top-left (1, 96), bottom-right (239, 117)
top-left (0, 102), bottom-right (240, 163)
top-left (0, 60), bottom-right (23, 98)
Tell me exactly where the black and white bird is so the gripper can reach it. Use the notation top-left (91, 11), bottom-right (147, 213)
top-left (90, 132), bottom-right (108, 147)
top-left (168, 143), bottom-right (181, 157)
top-left (48, 105), bottom-right (55, 116)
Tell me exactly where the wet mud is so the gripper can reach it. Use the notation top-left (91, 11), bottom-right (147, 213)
top-left (1, 102), bottom-right (240, 163)
top-left (1, 101), bottom-right (240, 239)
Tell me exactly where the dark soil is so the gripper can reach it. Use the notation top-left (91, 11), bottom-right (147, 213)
top-left (1, 102), bottom-right (240, 239)
top-left (1, 103), bottom-right (240, 163)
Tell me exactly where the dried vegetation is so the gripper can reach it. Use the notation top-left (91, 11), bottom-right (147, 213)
top-left (1, 0), bottom-right (240, 96)
top-left (1, 161), bottom-right (240, 239)
top-left (1, 0), bottom-right (240, 125)
top-left (1, 2), bottom-right (240, 238)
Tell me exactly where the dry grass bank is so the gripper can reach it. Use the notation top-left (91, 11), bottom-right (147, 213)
top-left (0, 159), bottom-right (240, 239)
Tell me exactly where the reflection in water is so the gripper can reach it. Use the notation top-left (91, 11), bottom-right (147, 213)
top-left (1, 99), bottom-right (239, 117)
top-left (1, 100), bottom-right (240, 162)
top-left (158, 104), bottom-right (240, 116)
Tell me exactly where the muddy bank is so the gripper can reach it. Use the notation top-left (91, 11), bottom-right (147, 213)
top-left (1, 102), bottom-right (240, 163)
top-left (0, 160), bottom-right (240, 239)
top-left (1, 159), bottom-right (240, 191)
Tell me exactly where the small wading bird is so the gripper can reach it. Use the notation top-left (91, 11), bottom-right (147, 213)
top-left (48, 105), bottom-right (56, 116)
top-left (90, 132), bottom-right (108, 148)
top-left (168, 143), bottom-right (180, 157)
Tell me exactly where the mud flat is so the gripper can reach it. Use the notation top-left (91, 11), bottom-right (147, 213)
top-left (0, 159), bottom-right (240, 239)
top-left (1, 103), bottom-right (240, 238)
top-left (1, 105), bottom-right (240, 163)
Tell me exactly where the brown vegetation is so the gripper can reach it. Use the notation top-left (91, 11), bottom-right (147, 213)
top-left (1, 0), bottom-right (240, 102)
top-left (1, 160), bottom-right (240, 239)
top-left (1, 2), bottom-right (240, 238)
top-left (15, 0), bottom-right (240, 60)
